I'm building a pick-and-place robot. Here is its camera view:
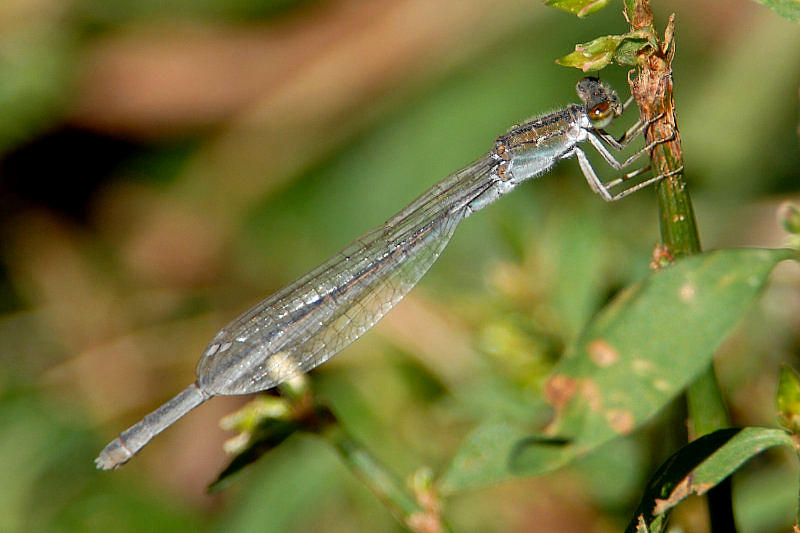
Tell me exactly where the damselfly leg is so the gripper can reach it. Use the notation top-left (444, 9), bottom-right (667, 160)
top-left (578, 109), bottom-right (681, 202)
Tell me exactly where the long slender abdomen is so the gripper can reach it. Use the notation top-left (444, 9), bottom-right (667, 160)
top-left (95, 382), bottom-right (210, 470)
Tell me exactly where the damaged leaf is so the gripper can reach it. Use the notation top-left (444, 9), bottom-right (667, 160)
top-left (626, 427), bottom-right (798, 532)
top-left (439, 248), bottom-right (797, 494)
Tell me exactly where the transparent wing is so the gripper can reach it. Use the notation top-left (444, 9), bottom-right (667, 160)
top-left (196, 154), bottom-right (496, 395)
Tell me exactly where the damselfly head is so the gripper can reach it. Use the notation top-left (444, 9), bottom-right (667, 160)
top-left (576, 77), bottom-right (622, 129)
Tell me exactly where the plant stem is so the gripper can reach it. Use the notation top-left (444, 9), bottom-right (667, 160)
top-left (624, 1), bottom-right (733, 530)
top-left (625, 0), bottom-right (729, 443)
top-left (326, 426), bottom-right (450, 533)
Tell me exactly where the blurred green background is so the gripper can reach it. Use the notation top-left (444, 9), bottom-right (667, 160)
top-left (1, 0), bottom-right (799, 531)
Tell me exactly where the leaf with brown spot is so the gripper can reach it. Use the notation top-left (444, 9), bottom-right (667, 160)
top-left (544, 374), bottom-right (578, 410)
top-left (511, 248), bottom-right (797, 479)
top-left (652, 474), bottom-right (693, 515)
top-left (605, 409), bottom-right (634, 435)
top-left (626, 427), bottom-right (798, 532)
top-left (587, 339), bottom-right (619, 367)
top-left (580, 379), bottom-right (602, 413)
top-left (441, 248), bottom-right (797, 492)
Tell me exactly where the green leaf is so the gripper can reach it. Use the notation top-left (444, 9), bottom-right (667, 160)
top-left (626, 427), bottom-right (798, 532)
top-left (518, 248), bottom-right (796, 472)
top-left (544, 0), bottom-right (611, 17)
top-left (556, 35), bottom-right (622, 72)
top-left (751, 0), bottom-right (800, 22)
top-left (613, 36), bottom-right (651, 66)
top-left (209, 418), bottom-right (302, 492)
top-left (437, 421), bottom-right (532, 493)
top-left (216, 436), bottom-right (350, 533)
top-left (778, 365), bottom-right (800, 434)
top-left (439, 248), bottom-right (797, 493)
top-left (209, 393), bottom-right (335, 492)
top-left (556, 31), bottom-right (654, 71)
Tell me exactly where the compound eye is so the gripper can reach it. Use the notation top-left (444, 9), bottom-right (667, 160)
top-left (590, 101), bottom-right (610, 121)
top-left (588, 101), bottom-right (615, 128)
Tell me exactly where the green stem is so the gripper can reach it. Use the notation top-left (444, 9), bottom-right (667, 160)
top-left (655, 175), bottom-right (701, 258)
top-left (325, 427), bottom-right (450, 533)
top-left (625, 1), bottom-right (733, 530)
top-left (624, 0), bottom-right (729, 442)
top-left (651, 115), bottom-right (728, 440)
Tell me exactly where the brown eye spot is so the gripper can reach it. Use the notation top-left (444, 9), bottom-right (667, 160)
top-left (590, 101), bottom-right (610, 119)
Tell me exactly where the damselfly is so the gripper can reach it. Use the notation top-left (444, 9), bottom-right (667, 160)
top-left (96, 77), bottom-right (679, 469)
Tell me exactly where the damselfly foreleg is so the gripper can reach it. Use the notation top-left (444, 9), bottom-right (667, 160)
top-left (572, 120), bottom-right (681, 201)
